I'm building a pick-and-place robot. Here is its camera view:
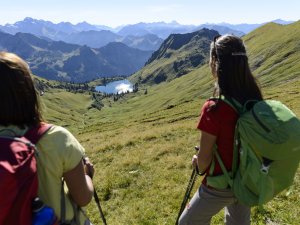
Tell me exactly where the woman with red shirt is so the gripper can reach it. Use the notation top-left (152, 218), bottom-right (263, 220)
top-left (178, 35), bottom-right (263, 225)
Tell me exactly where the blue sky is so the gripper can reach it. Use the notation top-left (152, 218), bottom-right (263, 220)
top-left (1, 0), bottom-right (299, 27)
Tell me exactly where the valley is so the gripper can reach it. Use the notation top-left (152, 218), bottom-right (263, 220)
top-left (36, 21), bottom-right (300, 224)
top-left (1, 16), bottom-right (300, 224)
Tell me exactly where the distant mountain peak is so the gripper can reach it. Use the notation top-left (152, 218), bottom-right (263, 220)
top-left (17, 17), bottom-right (39, 25)
top-left (77, 21), bottom-right (90, 25)
top-left (57, 21), bottom-right (73, 25)
top-left (272, 19), bottom-right (295, 25)
top-left (105, 41), bottom-right (128, 48)
top-left (23, 17), bottom-right (35, 22)
top-left (170, 20), bottom-right (179, 25)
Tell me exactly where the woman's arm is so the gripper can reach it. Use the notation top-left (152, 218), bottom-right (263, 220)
top-left (196, 131), bottom-right (217, 173)
top-left (63, 159), bottom-right (94, 207)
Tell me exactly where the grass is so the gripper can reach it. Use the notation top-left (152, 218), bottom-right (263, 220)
top-left (245, 22), bottom-right (300, 88)
top-left (41, 78), bottom-right (300, 225)
top-left (41, 89), bottom-right (92, 132)
top-left (40, 21), bottom-right (300, 225)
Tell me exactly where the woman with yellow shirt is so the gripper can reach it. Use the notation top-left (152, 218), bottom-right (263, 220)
top-left (0, 51), bottom-right (95, 225)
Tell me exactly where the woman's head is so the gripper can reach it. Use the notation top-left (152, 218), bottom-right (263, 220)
top-left (0, 52), bottom-right (43, 127)
top-left (209, 34), bottom-right (262, 104)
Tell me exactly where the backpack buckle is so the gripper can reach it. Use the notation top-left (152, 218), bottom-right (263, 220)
top-left (260, 164), bottom-right (270, 174)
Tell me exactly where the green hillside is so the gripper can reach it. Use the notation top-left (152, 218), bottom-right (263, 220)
top-left (40, 21), bottom-right (300, 225)
top-left (130, 29), bottom-right (218, 85)
top-left (245, 21), bottom-right (300, 86)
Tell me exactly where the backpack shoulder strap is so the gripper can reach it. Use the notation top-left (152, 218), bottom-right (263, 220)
top-left (215, 149), bottom-right (233, 187)
top-left (24, 123), bottom-right (53, 144)
top-left (220, 96), bottom-right (243, 115)
top-left (208, 95), bottom-right (244, 115)
top-left (209, 146), bottom-right (234, 187)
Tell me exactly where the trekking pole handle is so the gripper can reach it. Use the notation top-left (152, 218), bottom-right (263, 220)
top-left (193, 146), bottom-right (206, 176)
top-left (193, 146), bottom-right (201, 175)
top-left (83, 157), bottom-right (95, 179)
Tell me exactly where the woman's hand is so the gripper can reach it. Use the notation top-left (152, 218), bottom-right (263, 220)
top-left (192, 154), bottom-right (198, 169)
top-left (83, 157), bottom-right (95, 179)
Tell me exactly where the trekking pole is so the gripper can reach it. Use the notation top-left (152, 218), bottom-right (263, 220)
top-left (94, 190), bottom-right (108, 225)
top-left (175, 168), bottom-right (197, 225)
top-left (175, 146), bottom-right (200, 225)
top-left (83, 157), bottom-right (108, 225)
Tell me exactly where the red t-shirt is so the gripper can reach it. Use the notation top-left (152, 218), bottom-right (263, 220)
top-left (197, 99), bottom-right (238, 184)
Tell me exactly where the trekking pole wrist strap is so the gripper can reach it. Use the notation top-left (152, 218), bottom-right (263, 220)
top-left (196, 166), bottom-right (205, 176)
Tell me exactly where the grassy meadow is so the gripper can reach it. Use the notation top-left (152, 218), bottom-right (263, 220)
top-left (40, 22), bottom-right (300, 225)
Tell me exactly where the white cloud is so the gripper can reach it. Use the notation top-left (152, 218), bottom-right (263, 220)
top-left (115, 83), bottom-right (133, 94)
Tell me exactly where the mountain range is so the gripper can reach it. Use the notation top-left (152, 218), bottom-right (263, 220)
top-left (0, 17), bottom-right (163, 51)
top-left (1, 18), bottom-right (294, 41)
top-left (0, 18), bottom-right (296, 83)
top-left (131, 28), bottom-right (218, 85)
top-left (131, 20), bottom-right (300, 88)
top-left (2, 18), bottom-right (293, 52)
top-left (0, 31), bottom-right (153, 82)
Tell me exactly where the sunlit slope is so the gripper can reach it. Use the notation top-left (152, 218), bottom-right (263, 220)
top-left (125, 21), bottom-right (300, 117)
top-left (41, 89), bottom-right (92, 132)
top-left (80, 72), bottom-right (300, 224)
top-left (75, 73), bottom-right (209, 225)
top-left (40, 21), bottom-right (300, 225)
top-left (82, 82), bottom-right (300, 225)
top-left (130, 29), bottom-right (218, 85)
top-left (245, 21), bottom-right (300, 86)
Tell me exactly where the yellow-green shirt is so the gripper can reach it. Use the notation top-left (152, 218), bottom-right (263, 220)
top-left (0, 125), bottom-right (87, 224)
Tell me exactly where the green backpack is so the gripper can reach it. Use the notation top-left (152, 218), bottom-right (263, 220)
top-left (206, 97), bottom-right (300, 206)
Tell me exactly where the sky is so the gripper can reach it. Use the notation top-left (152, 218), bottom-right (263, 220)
top-left (1, 0), bottom-right (299, 27)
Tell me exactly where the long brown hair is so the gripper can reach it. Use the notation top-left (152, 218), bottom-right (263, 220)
top-left (209, 35), bottom-right (263, 105)
top-left (0, 52), bottom-right (43, 128)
